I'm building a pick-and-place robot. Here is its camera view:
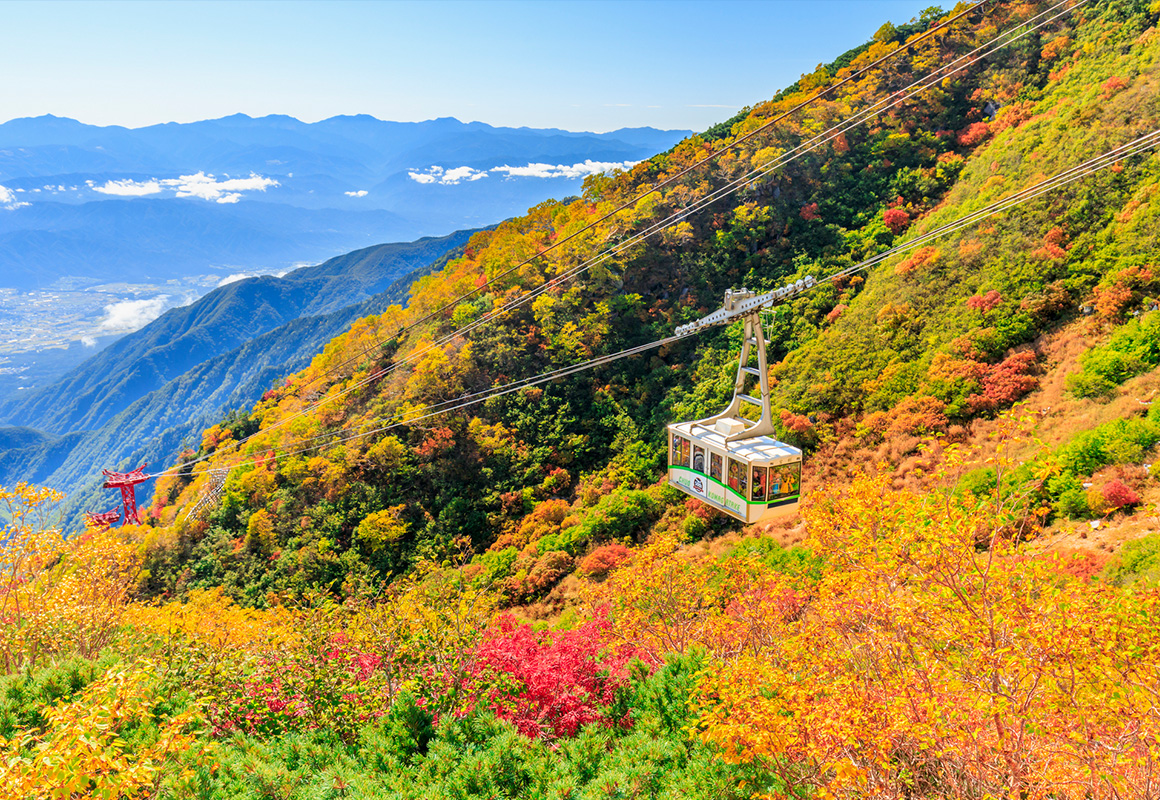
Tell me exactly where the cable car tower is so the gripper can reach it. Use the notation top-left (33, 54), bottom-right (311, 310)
top-left (667, 277), bottom-right (815, 523)
top-left (99, 464), bottom-right (149, 526)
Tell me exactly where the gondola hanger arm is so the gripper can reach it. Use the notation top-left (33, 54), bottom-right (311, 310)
top-left (675, 276), bottom-right (817, 336)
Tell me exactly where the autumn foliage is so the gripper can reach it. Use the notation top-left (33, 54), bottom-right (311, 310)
top-left (3, 0), bottom-right (1160, 795)
top-left (697, 449), bottom-right (1160, 799)
top-left (469, 615), bottom-right (646, 739)
top-left (882, 207), bottom-right (910, 233)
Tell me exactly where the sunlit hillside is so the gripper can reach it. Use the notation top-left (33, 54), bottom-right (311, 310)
top-left (3, 1), bottom-right (1160, 796)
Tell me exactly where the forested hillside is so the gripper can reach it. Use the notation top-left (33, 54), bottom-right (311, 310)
top-left (3, 1), bottom-right (1160, 796)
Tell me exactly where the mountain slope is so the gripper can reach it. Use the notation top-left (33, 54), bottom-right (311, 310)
top-left (7, 4), bottom-right (1160, 796)
top-left (0, 242), bottom-right (467, 529)
top-left (130, 0), bottom-right (1160, 604)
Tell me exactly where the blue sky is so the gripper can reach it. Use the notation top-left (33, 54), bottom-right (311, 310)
top-left (4, 0), bottom-right (939, 132)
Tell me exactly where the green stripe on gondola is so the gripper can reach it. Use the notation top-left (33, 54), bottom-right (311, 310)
top-left (669, 465), bottom-right (798, 507)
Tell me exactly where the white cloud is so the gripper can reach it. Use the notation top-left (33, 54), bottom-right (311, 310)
top-left (92, 178), bottom-right (163, 197)
top-left (444, 166), bottom-right (488, 183)
top-left (98, 296), bottom-right (170, 333)
top-left (0, 184), bottom-right (28, 210)
top-left (172, 172), bottom-right (279, 203)
top-left (80, 335), bottom-right (97, 347)
top-left (216, 268), bottom-right (292, 287)
top-left (407, 160), bottom-right (637, 186)
top-left (406, 165), bottom-right (488, 185)
top-left (87, 172), bottom-right (279, 204)
top-left (492, 159), bottom-right (638, 179)
top-left (344, 189), bottom-right (369, 197)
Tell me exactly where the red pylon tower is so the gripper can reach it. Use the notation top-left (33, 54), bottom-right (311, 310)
top-left (101, 464), bottom-right (149, 526)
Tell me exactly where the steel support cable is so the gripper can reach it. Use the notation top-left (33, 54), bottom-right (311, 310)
top-left (823, 127), bottom-right (1160, 286)
top-left (373, 0), bottom-right (1084, 378)
top-left (332, 1), bottom-right (990, 356)
top-left (301, 0), bottom-right (1035, 388)
top-left (152, 126), bottom-right (1160, 480)
top-left (154, 0), bottom-right (1081, 480)
top-left (273, 0), bottom-right (990, 397)
top-left (167, 336), bottom-right (685, 474)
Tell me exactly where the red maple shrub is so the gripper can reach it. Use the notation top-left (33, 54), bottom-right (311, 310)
top-left (1101, 76), bottom-right (1129, 98)
top-left (800, 202), bottom-right (821, 221)
top-left (883, 208), bottom-right (910, 234)
top-left (967, 350), bottom-right (1039, 412)
top-left (415, 426), bottom-right (455, 458)
top-left (580, 543), bottom-right (633, 579)
top-left (957, 121), bottom-right (990, 147)
top-left (469, 616), bottom-right (650, 739)
top-left (966, 290), bottom-right (1003, 313)
top-left (896, 245), bottom-right (941, 275)
top-left (1031, 227), bottom-right (1068, 260)
top-left (860, 396), bottom-right (948, 441)
top-left (1103, 479), bottom-right (1141, 511)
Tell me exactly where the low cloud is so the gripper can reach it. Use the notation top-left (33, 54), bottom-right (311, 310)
top-left (174, 172), bottom-right (279, 203)
top-left (89, 172), bottom-right (279, 203)
top-left (80, 335), bottom-right (97, 347)
top-left (98, 296), bottom-right (171, 333)
top-left (492, 160), bottom-right (638, 179)
top-left (407, 160), bottom-right (636, 186)
top-left (344, 189), bottom-right (369, 197)
top-left (407, 166), bottom-right (489, 185)
top-left (217, 273), bottom-right (253, 287)
top-left (217, 268), bottom-right (292, 287)
top-left (92, 178), bottom-right (163, 197)
top-left (0, 184), bottom-right (29, 210)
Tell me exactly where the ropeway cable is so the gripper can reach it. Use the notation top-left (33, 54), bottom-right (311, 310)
top-left (310, 0), bottom-right (992, 381)
top-left (315, 0), bottom-right (1075, 395)
top-left (824, 127), bottom-right (1160, 285)
top-left (161, 0), bottom-right (1080, 481)
top-left (162, 125), bottom-right (1160, 480)
top-left (244, 0), bottom-right (990, 410)
top-left (176, 336), bottom-right (686, 476)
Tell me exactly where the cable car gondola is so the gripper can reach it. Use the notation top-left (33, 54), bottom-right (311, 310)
top-left (666, 281), bottom-right (813, 523)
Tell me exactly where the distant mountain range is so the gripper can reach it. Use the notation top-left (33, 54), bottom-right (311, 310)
top-left (0, 114), bottom-right (689, 289)
top-left (0, 114), bottom-right (687, 405)
top-left (0, 229), bottom-right (475, 527)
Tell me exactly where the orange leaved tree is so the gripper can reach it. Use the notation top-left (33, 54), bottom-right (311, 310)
top-left (697, 445), bottom-right (1160, 799)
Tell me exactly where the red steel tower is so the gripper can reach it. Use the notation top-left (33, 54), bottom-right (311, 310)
top-left (101, 464), bottom-right (149, 526)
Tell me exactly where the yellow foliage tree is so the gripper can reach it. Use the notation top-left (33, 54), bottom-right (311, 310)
top-left (0, 484), bottom-right (141, 672)
top-left (594, 532), bottom-right (801, 664)
top-left (355, 505), bottom-right (409, 554)
top-left (0, 662), bottom-right (208, 799)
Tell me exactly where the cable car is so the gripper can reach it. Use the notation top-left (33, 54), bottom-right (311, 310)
top-left (667, 281), bottom-right (813, 523)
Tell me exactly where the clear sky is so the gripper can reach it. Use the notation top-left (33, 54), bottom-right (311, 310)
top-left (3, 0), bottom-right (939, 133)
